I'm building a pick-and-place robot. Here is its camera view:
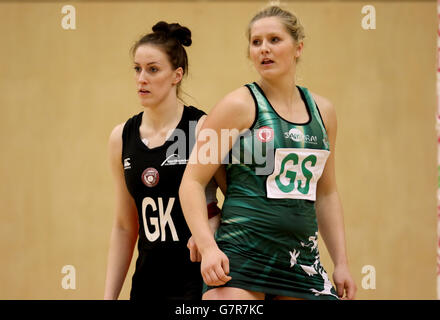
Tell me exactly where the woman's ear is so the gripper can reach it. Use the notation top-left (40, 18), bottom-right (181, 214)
top-left (173, 67), bottom-right (184, 85)
top-left (295, 41), bottom-right (304, 59)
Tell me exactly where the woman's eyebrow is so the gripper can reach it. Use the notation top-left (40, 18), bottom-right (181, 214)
top-left (133, 61), bottom-right (161, 65)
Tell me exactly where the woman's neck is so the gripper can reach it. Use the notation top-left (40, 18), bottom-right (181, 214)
top-left (141, 95), bottom-right (183, 132)
top-left (258, 76), bottom-right (300, 107)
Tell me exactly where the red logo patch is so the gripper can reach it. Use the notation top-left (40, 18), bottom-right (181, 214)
top-left (141, 167), bottom-right (159, 187)
top-left (257, 126), bottom-right (274, 143)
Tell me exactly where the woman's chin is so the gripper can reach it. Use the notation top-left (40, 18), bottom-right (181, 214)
top-left (139, 97), bottom-right (154, 108)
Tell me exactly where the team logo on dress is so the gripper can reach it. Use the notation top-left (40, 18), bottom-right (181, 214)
top-left (284, 128), bottom-right (304, 142)
top-left (161, 154), bottom-right (188, 166)
top-left (284, 128), bottom-right (318, 145)
top-left (123, 158), bottom-right (131, 170)
top-left (141, 167), bottom-right (159, 187)
top-left (256, 126), bottom-right (274, 143)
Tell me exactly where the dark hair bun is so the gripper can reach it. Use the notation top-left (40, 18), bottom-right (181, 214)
top-left (152, 21), bottom-right (192, 47)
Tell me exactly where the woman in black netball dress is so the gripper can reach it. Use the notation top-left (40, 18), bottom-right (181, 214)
top-left (104, 21), bottom-right (224, 300)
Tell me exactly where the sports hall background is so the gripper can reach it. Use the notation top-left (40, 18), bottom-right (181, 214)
top-left (0, 0), bottom-right (436, 299)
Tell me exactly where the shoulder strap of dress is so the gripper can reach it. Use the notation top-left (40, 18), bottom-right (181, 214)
top-left (298, 86), bottom-right (328, 140)
top-left (245, 82), bottom-right (272, 115)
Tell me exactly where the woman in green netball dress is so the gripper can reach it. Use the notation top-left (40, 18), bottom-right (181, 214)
top-left (180, 5), bottom-right (356, 300)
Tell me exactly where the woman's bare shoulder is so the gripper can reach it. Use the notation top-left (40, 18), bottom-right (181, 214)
top-left (108, 122), bottom-right (126, 162)
top-left (207, 85), bottom-right (256, 131)
top-left (218, 86), bottom-right (254, 111)
top-left (309, 91), bottom-right (334, 113)
top-left (309, 91), bottom-right (336, 127)
top-left (109, 123), bottom-right (124, 145)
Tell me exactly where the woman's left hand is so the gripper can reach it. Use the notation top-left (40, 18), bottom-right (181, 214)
top-left (333, 264), bottom-right (357, 300)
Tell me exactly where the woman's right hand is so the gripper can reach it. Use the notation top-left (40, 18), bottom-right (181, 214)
top-left (180, 87), bottom-right (253, 288)
top-left (201, 246), bottom-right (232, 286)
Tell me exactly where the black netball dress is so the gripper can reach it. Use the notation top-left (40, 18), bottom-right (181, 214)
top-left (122, 105), bottom-right (205, 300)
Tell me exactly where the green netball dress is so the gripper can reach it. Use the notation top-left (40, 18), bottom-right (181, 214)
top-left (206, 82), bottom-right (338, 300)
